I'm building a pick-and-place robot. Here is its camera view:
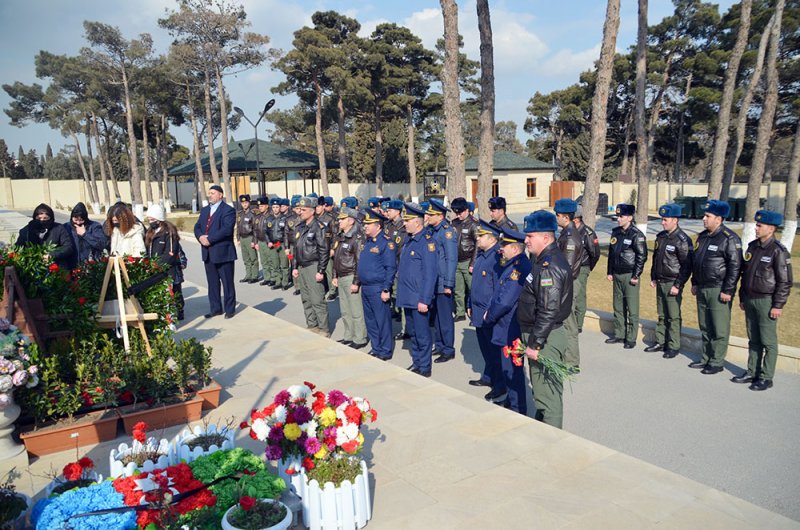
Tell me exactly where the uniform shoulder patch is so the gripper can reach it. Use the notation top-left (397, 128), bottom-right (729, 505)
top-left (388, 242), bottom-right (395, 250)
top-left (540, 277), bottom-right (554, 287)
top-left (396, 236), bottom-right (402, 244)
top-left (677, 231), bottom-right (688, 242)
top-left (744, 251), bottom-right (751, 261)
top-left (445, 230), bottom-right (453, 239)
top-left (610, 237), bottom-right (617, 245)
top-left (428, 243), bottom-right (436, 252)
top-left (510, 269), bottom-right (520, 280)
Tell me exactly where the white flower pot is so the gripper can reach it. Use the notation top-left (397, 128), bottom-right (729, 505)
top-left (44, 471), bottom-right (103, 497)
top-left (108, 438), bottom-right (171, 478)
top-left (276, 456), bottom-right (303, 495)
top-left (221, 499), bottom-right (292, 530)
top-left (300, 460), bottom-right (371, 530)
top-left (170, 424), bottom-right (235, 463)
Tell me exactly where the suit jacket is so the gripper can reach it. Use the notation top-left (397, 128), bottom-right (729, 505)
top-left (194, 202), bottom-right (237, 264)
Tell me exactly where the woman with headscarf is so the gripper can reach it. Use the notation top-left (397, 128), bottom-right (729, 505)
top-left (105, 202), bottom-right (145, 257)
top-left (144, 204), bottom-right (185, 320)
top-left (67, 202), bottom-right (109, 264)
top-left (17, 203), bottom-right (75, 269)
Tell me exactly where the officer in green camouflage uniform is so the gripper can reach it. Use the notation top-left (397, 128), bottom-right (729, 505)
top-left (284, 196), bottom-right (302, 295)
top-left (236, 194), bottom-right (259, 283)
top-left (450, 197), bottom-right (478, 322)
top-left (252, 197), bottom-right (271, 286)
top-left (731, 210), bottom-right (792, 391)
top-left (292, 196), bottom-right (330, 336)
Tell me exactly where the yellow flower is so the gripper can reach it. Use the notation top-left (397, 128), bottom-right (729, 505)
top-left (283, 423), bottom-right (302, 441)
top-left (319, 407), bottom-right (337, 427)
top-left (314, 445), bottom-right (328, 459)
top-left (357, 432), bottom-right (364, 445)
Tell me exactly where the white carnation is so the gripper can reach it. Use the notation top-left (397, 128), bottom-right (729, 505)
top-left (251, 418), bottom-right (269, 441)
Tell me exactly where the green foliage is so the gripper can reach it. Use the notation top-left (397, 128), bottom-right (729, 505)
top-left (226, 500), bottom-right (287, 529)
top-left (306, 456), bottom-right (362, 487)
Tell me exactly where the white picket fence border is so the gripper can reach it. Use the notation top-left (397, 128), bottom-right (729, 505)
top-left (170, 424), bottom-right (235, 463)
top-left (108, 438), bottom-right (172, 478)
top-left (300, 459), bottom-right (371, 530)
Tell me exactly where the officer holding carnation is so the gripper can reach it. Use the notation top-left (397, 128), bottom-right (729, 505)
top-left (731, 210), bottom-right (792, 391)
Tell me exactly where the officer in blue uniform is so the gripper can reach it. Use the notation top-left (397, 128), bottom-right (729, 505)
top-left (358, 208), bottom-right (398, 360)
top-left (484, 226), bottom-right (532, 414)
top-left (397, 203), bottom-right (439, 377)
top-left (468, 219), bottom-right (507, 401)
top-left (426, 198), bottom-right (458, 363)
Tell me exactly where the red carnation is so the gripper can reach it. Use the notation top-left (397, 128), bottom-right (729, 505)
top-left (239, 421), bottom-right (249, 430)
top-left (133, 421), bottom-right (149, 432)
top-left (302, 457), bottom-right (315, 471)
top-left (63, 462), bottom-right (83, 481)
top-left (133, 429), bottom-right (146, 443)
top-left (239, 496), bottom-right (256, 511)
top-left (48, 263), bottom-right (59, 273)
top-left (370, 409), bottom-right (378, 422)
top-left (341, 440), bottom-right (359, 454)
top-left (304, 381), bottom-right (316, 390)
top-left (285, 468), bottom-right (296, 475)
top-left (127, 256), bottom-right (135, 263)
top-left (78, 297), bottom-right (87, 305)
top-left (344, 403), bottom-right (362, 425)
top-left (78, 457), bottom-right (94, 469)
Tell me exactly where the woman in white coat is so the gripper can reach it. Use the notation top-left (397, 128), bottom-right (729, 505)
top-left (105, 202), bottom-right (146, 257)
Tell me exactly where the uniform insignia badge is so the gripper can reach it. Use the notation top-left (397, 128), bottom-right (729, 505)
top-left (396, 236), bottom-right (402, 244)
top-left (654, 241), bottom-right (659, 249)
top-left (786, 258), bottom-right (792, 264)
top-left (760, 256), bottom-right (772, 263)
top-left (566, 244), bottom-right (575, 251)
top-left (410, 250), bottom-right (416, 256)
top-left (333, 242), bottom-right (339, 249)
top-left (481, 271), bottom-right (487, 276)
top-left (445, 231), bottom-right (453, 239)
top-left (288, 221), bottom-right (294, 227)
top-left (388, 242), bottom-right (395, 250)
top-left (370, 247), bottom-right (380, 253)
top-left (428, 243), bottom-right (436, 252)
top-left (610, 237), bottom-right (617, 245)
top-left (542, 260), bottom-right (549, 267)
top-left (510, 270), bottom-right (520, 280)
top-left (540, 278), bottom-right (553, 287)
top-left (295, 232), bottom-right (300, 239)
top-left (744, 252), bottom-right (751, 261)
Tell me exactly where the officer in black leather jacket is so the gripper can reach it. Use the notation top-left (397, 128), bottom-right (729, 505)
top-left (554, 199), bottom-right (585, 368)
top-left (517, 210), bottom-right (573, 429)
top-left (292, 196), bottom-right (331, 336)
top-left (573, 207), bottom-right (600, 334)
top-left (317, 198), bottom-right (338, 301)
top-left (450, 197), bottom-right (478, 321)
top-left (332, 207), bottom-right (368, 348)
top-left (688, 200), bottom-right (743, 374)
top-left (235, 195), bottom-right (259, 283)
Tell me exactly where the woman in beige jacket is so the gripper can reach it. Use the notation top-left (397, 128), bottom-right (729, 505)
top-left (105, 202), bottom-right (146, 257)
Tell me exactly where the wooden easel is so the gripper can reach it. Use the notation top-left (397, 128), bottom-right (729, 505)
top-left (95, 257), bottom-right (158, 354)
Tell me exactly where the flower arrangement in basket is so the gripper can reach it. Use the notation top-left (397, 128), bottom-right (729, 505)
top-left (0, 325), bottom-right (39, 409)
top-left (503, 338), bottom-right (577, 384)
top-left (109, 422), bottom-right (171, 478)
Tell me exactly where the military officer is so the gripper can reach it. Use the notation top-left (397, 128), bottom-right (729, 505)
top-left (732, 210), bottom-right (792, 390)
top-left (397, 203), bottom-right (438, 377)
top-left (332, 207), bottom-right (368, 348)
top-left (488, 196), bottom-right (518, 231)
top-left (340, 196), bottom-right (358, 209)
top-left (573, 206), bottom-right (600, 332)
top-left (292, 196), bottom-right (331, 336)
top-left (384, 200), bottom-right (409, 335)
top-left (450, 197), bottom-right (479, 322)
top-left (359, 208), bottom-right (398, 360)
top-left (554, 199), bottom-right (585, 368)
top-left (518, 210), bottom-right (573, 428)
top-left (252, 197), bottom-right (271, 286)
top-left (236, 194), bottom-right (259, 283)
top-left (689, 200), bottom-right (743, 375)
top-left (606, 203), bottom-right (647, 348)
top-left (426, 199), bottom-right (458, 364)
top-left (368, 197), bottom-right (382, 210)
top-left (260, 198), bottom-right (279, 286)
top-left (284, 195), bottom-right (302, 295)
top-left (266, 198), bottom-right (290, 289)
top-left (647, 204), bottom-right (692, 358)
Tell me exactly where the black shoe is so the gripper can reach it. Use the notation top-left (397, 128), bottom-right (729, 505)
top-left (409, 366), bottom-right (431, 377)
top-left (271, 284), bottom-right (282, 290)
top-left (605, 337), bottom-right (623, 344)
top-left (283, 285), bottom-right (291, 290)
top-left (431, 348), bottom-right (444, 356)
top-left (454, 315), bottom-right (466, 322)
top-left (267, 280), bottom-right (276, 286)
top-left (293, 289), bottom-right (301, 295)
top-left (248, 278), bottom-right (260, 283)
top-left (749, 379), bottom-right (773, 391)
top-left (662, 349), bottom-right (679, 359)
top-left (624, 341), bottom-right (636, 349)
top-left (468, 379), bottom-right (492, 387)
top-left (688, 361), bottom-right (706, 369)
top-left (337, 339), bottom-right (353, 346)
top-left (325, 293), bottom-right (338, 302)
top-left (731, 373), bottom-right (755, 384)
top-left (350, 342), bottom-right (368, 350)
top-left (484, 388), bottom-right (506, 401)
top-left (224, 312), bottom-right (235, 319)
top-left (239, 278), bottom-right (250, 283)
top-left (176, 313), bottom-right (185, 321)
top-left (701, 365), bottom-right (723, 375)
top-left (374, 355), bottom-right (391, 361)
top-left (259, 280), bottom-right (270, 286)
top-left (433, 354), bottom-right (455, 364)
top-left (644, 343), bottom-right (664, 352)
top-left (204, 312), bottom-right (223, 319)
top-left (394, 332), bottom-right (409, 341)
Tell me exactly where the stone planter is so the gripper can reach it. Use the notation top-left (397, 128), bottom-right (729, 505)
top-left (221, 499), bottom-right (292, 530)
top-left (118, 396), bottom-right (203, 434)
top-left (19, 409), bottom-right (119, 457)
top-left (0, 389), bottom-right (24, 460)
top-left (299, 459), bottom-right (371, 530)
top-left (195, 379), bottom-right (222, 410)
top-left (170, 424), bottom-right (235, 463)
top-left (108, 438), bottom-right (171, 478)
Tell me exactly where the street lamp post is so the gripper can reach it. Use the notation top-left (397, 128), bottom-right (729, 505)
top-left (234, 99), bottom-right (275, 197)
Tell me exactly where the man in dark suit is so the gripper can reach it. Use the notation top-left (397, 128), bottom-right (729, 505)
top-left (194, 185), bottom-right (237, 318)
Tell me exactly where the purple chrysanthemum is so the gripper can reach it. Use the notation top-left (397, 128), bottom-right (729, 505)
top-left (268, 425), bottom-right (284, 442)
top-left (265, 445), bottom-right (283, 460)
top-left (327, 390), bottom-right (348, 408)
top-left (293, 405), bottom-right (312, 424)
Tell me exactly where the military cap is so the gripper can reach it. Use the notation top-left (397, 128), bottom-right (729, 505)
top-left (523, 210), bottom-right (558, 233)
top-left (269, 197), bottom-right (279, 206)
top-left (755, 209), bottom-right (783, 226)
top-left (338, 206), bottom-right (359, 220)
top-left (380, 198), bottom-right (391, 210)
top-left (554, 198), bottom-right (578, 214)
top-left (209, 184), bottom-right (224, 194)
top-left (658, 203), bottom-right (683, 218)
top-left (386, 199), bottom-right (404, 211)
top-left (307, 192), bottom-right (319, 198)
top-left (238, 194), bottom-right (251, 202)
top-left (402, 202), bottom-right (426, 220)
top-left (316, 196), bottom-right (326, 206)
top-left (476, 219), bottom-right (501, 238)
top-left (450, 197), bottom-right (468, 212)
top-left (279, 198), bottom-right (290, 206)
top-left (703, 199), bottom-right (730, 219)
top-left (615, 203), bottom-right (635, 217)
top-left (362, 208), bottom-right (387, 224)
top-left (340, 196), bottom-right (358, 209)
top-left (297, 196), bottom-right (318, 209)
top-left (256, 196), bottom-right (270, 206)
top-left (368, 196), bottom-right (381, 208)
top-left (500, 226), bottom-right (527, 244)
top-left (467, 201), bottom-right (475, 212)
top-left (324, 196), bottom-right (334, 206)
top-left (488, 196), bottom-right (507, 210)
top-left (291, 196), bottom-right (301, 207)
top-left (426, 198), bottom-right (448, 215)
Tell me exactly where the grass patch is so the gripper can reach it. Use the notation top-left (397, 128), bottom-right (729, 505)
top-left (168, 214), bottom-right (199, 233)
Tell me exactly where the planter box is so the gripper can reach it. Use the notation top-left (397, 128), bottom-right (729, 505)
top-left (300, 460), bottom-right (371, 530)
top-left (171, 423), bottom-right (235, 463)
top-left (109, 438), bottom-right (172, 478)
top-left (195, 379), bottom-right (222, 410)
top-left (19, 410), bottom-right (120, 457)
top-left (118, 396), bottom-right (204, 434)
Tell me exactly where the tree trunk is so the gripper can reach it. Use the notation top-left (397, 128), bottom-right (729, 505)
top-left (674, 74), bottom-right (693, 193)
top-left (634, 0), bottom-right (649, 229)
top-left (440, 0), bottom-right (467, 201)
top-left (407, 103), bottom-right (418, 200)
top-left (160, 115), bottom-right (170, 208)
top-left (620, 108), bottom-right (633, 177)
top-left (476, 0), bottom-right (495, 218)
top-left (313, 77), bottom-right (329, 196)
top-left (122, 67), bottom-right (142, 205)
top-left (721, 13), bottom-right (774, 202)
top-left (214, 66), bottom-right (233, 203)
top-left (154, 116), bottom-right (165, 204)
top-left (781, 124), bottom-right (800, 250)
top-left (70, 130), bottom-right (95, 206)
top-left (554, 127), bottom-right (564, 181)
top-left (100, 117), bottom-right (121, 201)
top-left (374, 108), bottom-right (384, 197)
top-left (203, 69), bottom-right (220, 186)
top-left (90, 112), bottom-right (111, 208)
top-left (142, 112), bottom-right (154, 205)
top-left (336, 94), bottom-right (350, 197)
top-left (708, 0), bottom-right (752, 200)
top-left (583, 0), bottom-right (621, 228)
top-left (84, 125), bottom-right (100, 213)
top-left (639, 52), bottom-right (673, 220)
top-left (188, 82), bottom-right (208, 204)
top-left (743, 0), bottom-right (784, 248)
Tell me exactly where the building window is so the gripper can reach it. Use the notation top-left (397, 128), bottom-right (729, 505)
top-left (527, 178), bottom-right (536, 198)
top-left (492, 179), bottom-right (499, 197)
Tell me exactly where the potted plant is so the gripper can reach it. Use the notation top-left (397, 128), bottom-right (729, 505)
top-left (172, 416), bottom-right (236, 463)
top-left (44, 455), bottom-right (103, 497)
top-left (0, 468), bottom-right (30, 530)
top-left (0, 328), bottom-right (39, 457)
top-left (222, 495), bottom-right (292, 530)
top-left (109, 421), bottom-right (171, 478)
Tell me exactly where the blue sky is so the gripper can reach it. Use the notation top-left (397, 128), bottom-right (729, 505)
top-left (0, 0), bottom-right (736, 157)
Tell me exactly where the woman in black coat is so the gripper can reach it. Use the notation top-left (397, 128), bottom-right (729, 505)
top-left (144, 205), bottom-right (185, 321)
top-left (17, 203), bottom-right (75, 269)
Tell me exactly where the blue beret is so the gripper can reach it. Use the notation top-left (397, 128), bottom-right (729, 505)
top-left (362, 208), bottom-right (387, 224)
top-left (340, 196), bottom-right (358, 208)
top-left (256, 196), bottom-right (269, 206)
top-left (755, 209), bottom-right (783, 226)
top-left (500, 226), bottom-right (527, 244)
top-left (368, 196), bottom-right (381, 208)
top-left (554, 198), bottom-right (578, 214)
top-left (402, 202), bottom-right (425, 220)
top-left (450, 197), bottom-right (468, 212)
top-left (307, 192), bottom-right (319, 198)
top-left (615, 203), bottom-right (635, 217)
top-left (386, 199), bottom-right (404, 211)
top-left (703, 200), bottom-right (730, 218)
top-left (476, 219), bottom-right (501, 238)
top-left (291, 196), bottom-right (301, 207)
top-left (488, 196), bottom-right (507, 210)
top-left (323, 196), bottom-right (333, 206)
top-left (523, 210), bottom-right (558, 233)
top-left (238, 194), bottom-right (251, 202)
top-left (279, 198), bottom-right (290, 206)
top-left (426, 198), bottom-right (448, 215)
top-left (467, 201), bottom-right (475, 212)
top-left (658, 203), bottom-right (683, 218)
